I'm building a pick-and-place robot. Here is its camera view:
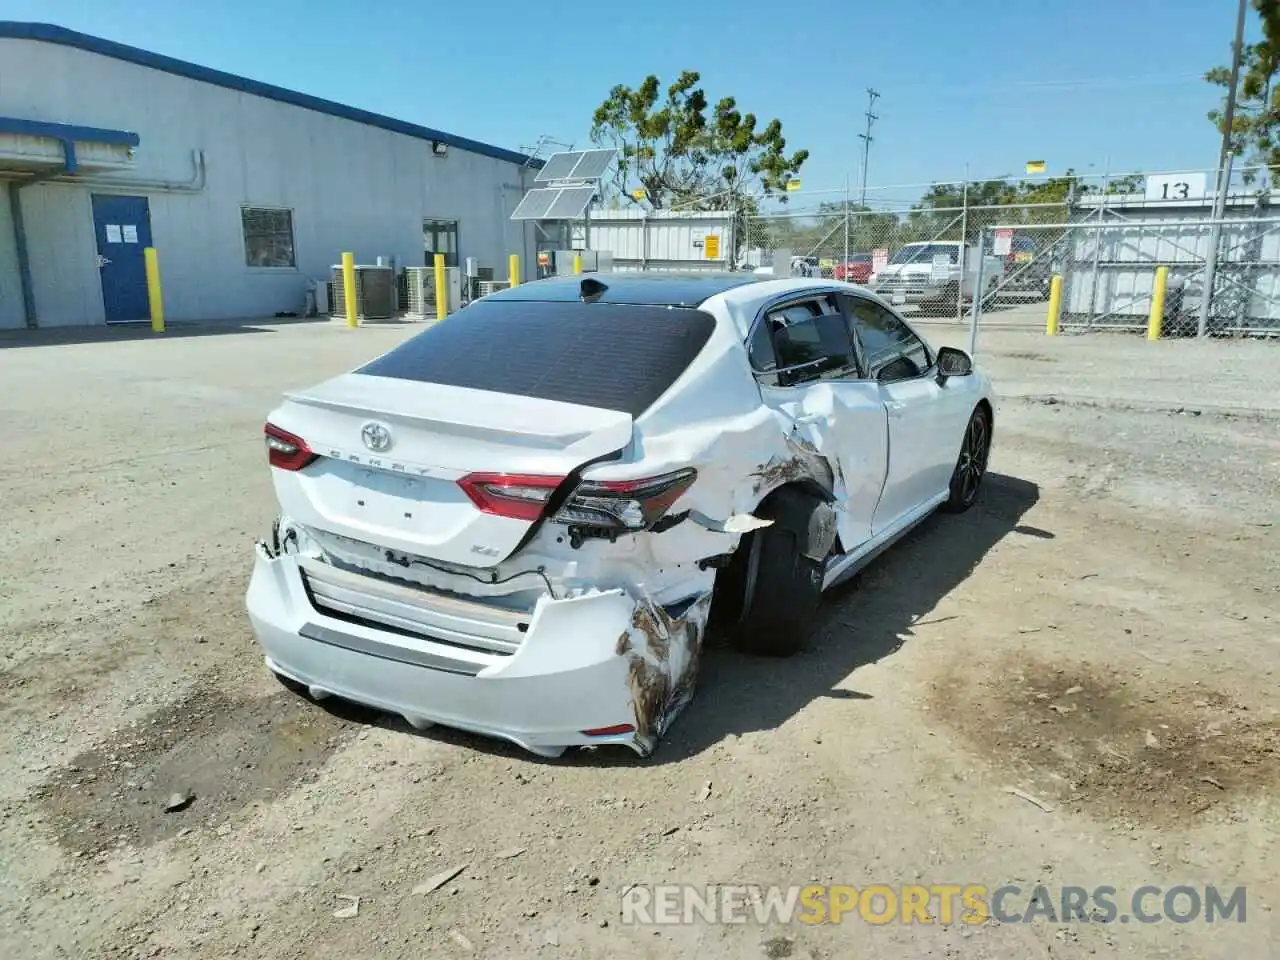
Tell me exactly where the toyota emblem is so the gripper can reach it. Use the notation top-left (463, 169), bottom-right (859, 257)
top-left (360, 421), bottom-right (392, 452)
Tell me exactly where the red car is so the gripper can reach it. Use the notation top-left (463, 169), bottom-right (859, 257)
top-left (832, 253), bottom-right (874, 284)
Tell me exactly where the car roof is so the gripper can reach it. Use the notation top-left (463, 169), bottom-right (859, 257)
top-left (480, 271), bottom-right (765, 308)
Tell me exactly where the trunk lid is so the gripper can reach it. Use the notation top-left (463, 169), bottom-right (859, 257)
top-left (268, 373), bottom-right (633, 567)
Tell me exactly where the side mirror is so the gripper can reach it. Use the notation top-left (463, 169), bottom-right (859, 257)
top-left (936, 346), bottom-right (973, 381)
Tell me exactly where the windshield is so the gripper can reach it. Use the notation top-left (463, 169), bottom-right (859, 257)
top-left (890, 244), bottom-right (959, 265)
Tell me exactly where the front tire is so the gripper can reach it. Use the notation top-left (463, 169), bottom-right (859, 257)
top-left (942, 406), bottom-right (991, 513)
top-left (717, 493), bottom-right (826, 658)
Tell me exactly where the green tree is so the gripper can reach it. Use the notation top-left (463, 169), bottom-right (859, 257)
top-left (590, 71), bottom-right (809, 212)
top-left (809, 202), bottom-right (903, 252)
top-left (1206, 0), bottom-right (1280, 174)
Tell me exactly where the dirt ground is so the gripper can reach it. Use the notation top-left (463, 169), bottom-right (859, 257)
top-left (1, 315), bottom-right (1277, 959)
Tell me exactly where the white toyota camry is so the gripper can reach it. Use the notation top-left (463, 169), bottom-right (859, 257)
top-left (246, 273), bottom-right (995, 758)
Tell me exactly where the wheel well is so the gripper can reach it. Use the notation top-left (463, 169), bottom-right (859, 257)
top-left (708, 481), bottom-right (831, 634)
top-left (761, 477), bottom-right (833, 509)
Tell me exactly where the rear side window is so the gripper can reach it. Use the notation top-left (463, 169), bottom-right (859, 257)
top-left (356, 299), bottom-right (715, 417)
top-left (749, 295), bottom-right (857, 387)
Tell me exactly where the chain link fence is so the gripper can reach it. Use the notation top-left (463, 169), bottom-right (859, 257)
top-left (740, 168), bottom-right (1280, 337)
top-left (742, 201), bottom-right (1068, 322)
top-left (971, 207), bottom-right (1280, 337)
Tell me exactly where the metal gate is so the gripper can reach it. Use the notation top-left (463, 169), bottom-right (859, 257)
top-left (975, 210), bottom-right (1280, 337)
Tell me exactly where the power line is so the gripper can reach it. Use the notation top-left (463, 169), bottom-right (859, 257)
top-left (887, 72), bottom-right (1204, 95)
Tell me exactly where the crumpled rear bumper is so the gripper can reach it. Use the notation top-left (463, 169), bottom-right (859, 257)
top-left (245, 545), bottom-right (710, 758)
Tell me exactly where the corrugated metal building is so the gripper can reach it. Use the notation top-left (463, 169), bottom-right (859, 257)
top-left (0, 22), bottom-right (539, 329)
top-left (567, 209), bottom-right (735, 272)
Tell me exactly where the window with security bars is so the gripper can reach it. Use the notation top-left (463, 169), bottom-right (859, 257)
top-left (424, 219), bottom-right (459, 267)
top-left (242, 207), bottom-right (296, 268)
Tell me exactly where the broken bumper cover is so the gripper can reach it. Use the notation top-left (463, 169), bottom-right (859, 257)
top-left (245, 546), bottom-right (709, 759)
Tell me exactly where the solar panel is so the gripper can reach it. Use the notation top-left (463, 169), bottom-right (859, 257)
top-left (509, 188), bottom-right (561, 220)
top-left (543, 186), bottom-right (597, 220)
top-left (567, 149), bottom-right (617, 181)
top-left (533, 151), bottom-right (585, 183)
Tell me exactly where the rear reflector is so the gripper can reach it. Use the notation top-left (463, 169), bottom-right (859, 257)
top-left (582, 723), bottom-right (636, 737)
top-left (457, 472), bottom-right (565, 522)
top-left (264, 422), bottom-right (317, 472)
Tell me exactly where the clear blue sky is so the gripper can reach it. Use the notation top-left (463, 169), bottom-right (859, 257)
top-left (4, 0), bottom-right (1248, 204)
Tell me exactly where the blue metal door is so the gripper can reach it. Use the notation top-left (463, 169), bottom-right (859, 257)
top-left (91, 194), bottom-right (152, 323)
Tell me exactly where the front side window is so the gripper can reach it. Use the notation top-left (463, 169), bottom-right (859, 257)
top-left (242, 207), bottom-right (296, 268)
top-left (845, 296), bottom-right (931, 381)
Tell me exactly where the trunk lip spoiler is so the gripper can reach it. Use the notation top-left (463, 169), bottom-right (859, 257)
top-left (280, 374), bottom-right (636, 447)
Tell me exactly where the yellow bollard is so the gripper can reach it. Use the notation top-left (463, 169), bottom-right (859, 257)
top-left (144, 247), bottom-right (165, 333)
top-left (341, 252), bottom-right (358, 328)
top-left (508, 254), bottom-right (520, 288)
top-left (572, 253), bottom-right (583, 275)
top-left (1045, 274), bottom-right (1063, 336)
top-left (1147, 265), bottom-right (1169, 341)
top-left (434, 253), bottom-right (448, 320)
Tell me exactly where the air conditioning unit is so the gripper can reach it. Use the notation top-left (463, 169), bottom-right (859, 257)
top-left (330, 264), bottom-right (396, 320)
top-left (404, 265), bottom-right (463, 318)
top-left (475, 279), bottom-right (512, 299)
top-left (404, 266), bottom-right (434, 318)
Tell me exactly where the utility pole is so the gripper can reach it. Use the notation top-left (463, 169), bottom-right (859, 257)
top-left (1199, 0), bottom-right (1249, 338)
top-left (1216, 0), bottom-right (1249, 174)
top-left (857, 88), bottom-right (880, 208)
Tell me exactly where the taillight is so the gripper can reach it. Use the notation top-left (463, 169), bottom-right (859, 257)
top-left (264, 422), bottom-right (317, 472)
top-left (457, 473), bottom-right (565, 521)
top-left (457, 468), bottom-right (697, 533)
top-left (553, 468), bottom-right (696, 532)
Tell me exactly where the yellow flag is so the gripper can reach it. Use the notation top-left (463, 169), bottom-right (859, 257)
top-left (1025, 160), bottom-right (1046, 174)
top-left (785, 179), bottom-right (802, 192)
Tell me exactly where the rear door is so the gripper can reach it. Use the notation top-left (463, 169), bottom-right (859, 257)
top-left (267, 298), bottom-right (717, 567)
top-left (843, 294), bottom-right (971, 532)
top-left (748, 291), bottom-right (888, 551)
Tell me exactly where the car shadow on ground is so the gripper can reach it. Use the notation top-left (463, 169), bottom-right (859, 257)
top-left (0, 316), bottom-right (330, 348)
top-left (326, 472), bottom-right (1043, 767)
top-left (651, 471), bottom-right (1043, 762)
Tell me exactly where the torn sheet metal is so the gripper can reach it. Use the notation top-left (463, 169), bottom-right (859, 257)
top-left (687, 511), bottom-right (774, 534)
top-left (618, 591), bottom-right (714, 753)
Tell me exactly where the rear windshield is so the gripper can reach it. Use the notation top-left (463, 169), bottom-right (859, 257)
top-left (356, 299), bottom-right (716, 417)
